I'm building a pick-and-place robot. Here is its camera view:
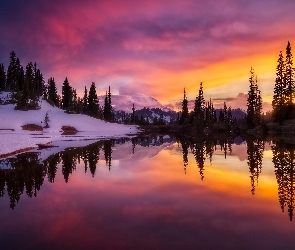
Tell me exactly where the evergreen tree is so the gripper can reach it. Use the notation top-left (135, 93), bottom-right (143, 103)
top-left (193, 82), bottom-right (205, 128)
top-left (131, 103), bottom-right (136, 124)
top-left (284, 41), bottom-right (295, 105)
top-left (272, 51), bottom-right (286, 124)
top-left (47, 77), bottom-right (59, 106)
top-left (255, 89), bottom-right (263, 125)
top-left (61, 77), bottom-right (72, 111)
top-left (0, 63), bottom-right (6, 91)
top-left (82, 86), bottom-right (88, 114)
top-left (25, 62), bottom-right (35, 100)
top-left (15, 62), bottom-right (34, 110)
top-left (246, 68), bottom-right (262, 128)
top-left (88, 82), bottom-right (99, 117)
top-left (227, 106), bottom-right (233, 128)
top-left (103, 86), bottom-right (113, 121)
top-left (72, 88), bottom-right (78, 112)
top-left (6, 51), bottom-right (18, 91)
top-left (34, 67), bottom-right (45, 97)
top-left (179, 88), bottom-right (189, 125)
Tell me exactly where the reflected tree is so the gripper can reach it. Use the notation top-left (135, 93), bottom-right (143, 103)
top-left (1, 152), bottom-right (46, 209)
top-left (272, 142), bottom-right (295, 221)
top-left (246, 139), bottom-right (265, 195)
top-left (61, 149), bottom-right (76, 183)
top-left (44, 153), bottom-right (60, 183)
top-left (178, 137), bottom-right (189, 174)
top-left (192, 137), bottom-right (206, 181)
top-left (104, 140), bottom-right (113, 171)
top-left (0, 169), bottom-right (6, 197)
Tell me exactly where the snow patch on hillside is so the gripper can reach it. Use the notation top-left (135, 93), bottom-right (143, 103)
top-left (0, 97), bottom-right (139, 156)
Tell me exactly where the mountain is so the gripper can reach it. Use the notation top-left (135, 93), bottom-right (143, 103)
top-left (99, 93), bottom-right (172, 112)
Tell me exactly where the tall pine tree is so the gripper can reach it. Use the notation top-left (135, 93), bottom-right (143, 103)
top-left (88, 82), bottom-right (99, 117)
top-left (82, 86), bottom-right (88, 114)
top-left (285, 41), bottom-right (295, 105)
top-left (179, 88), bottom-right (189, 125)
top-left (193, 82), bottom-right (205, 128)
top-left (272, 51), bottom-right (286, 124)
top-left (47, 77), bottom-right (59, 106)
top-left (246, 68), bottom-right (262, 128)
top-left (61, 77), bottom-right (72, 111)
top-left (6, 51), bottom-right (18, 92)
top-left (0, 63), bottom-right (6, 91)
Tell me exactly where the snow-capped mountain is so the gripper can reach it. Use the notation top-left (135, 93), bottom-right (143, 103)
top-left (99, 93), bottom-right (171, 112)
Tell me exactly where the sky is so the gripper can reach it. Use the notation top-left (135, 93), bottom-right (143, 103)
top-left (0, 0), bottom-right (294, 110)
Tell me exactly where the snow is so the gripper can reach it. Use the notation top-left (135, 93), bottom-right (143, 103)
top-left (0, 98), bottom-right (139, 157)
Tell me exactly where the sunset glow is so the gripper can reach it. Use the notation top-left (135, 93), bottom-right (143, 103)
top-left (0, 0), bottom-right (294, 109)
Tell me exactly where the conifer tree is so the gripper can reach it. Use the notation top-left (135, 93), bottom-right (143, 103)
top-left (88, 82), bottom-right (99, 117)
top-left (25, 62), bottom-right (34, 100)
top-left (246, 68), bottom-right (262, 128)
top-left (47, 77), bottom-right (59, 106)
top-left (6, 51), bottom-right (18, 91)
top-left (223, 102), bottom-right (228, 122)
top-left (131, 103), bottom-right (136, 124)
top-left (179, 88), bottom-right (189, 125)
top-left (61, 77), bottom-right (72, 111)
top-left (285, 41), bottom-right (294, 105)
top-left (272, 51), bottom-right (286, 123)
top-left (255, 89), bottom-right (263, 124)
top-left (193, 82), bottom-right (205, 128)
top-left (83, 86), bottom-right (88, 114)
top-left (72, 88), bottom-right (78, 112)
top-left (0, 63), bottom-right (6, 91)
top-left (103, 86), bottom-right (114, 121)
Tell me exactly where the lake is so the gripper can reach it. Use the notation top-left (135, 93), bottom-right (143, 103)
top-left (0, 135), bottom-right (294, 249)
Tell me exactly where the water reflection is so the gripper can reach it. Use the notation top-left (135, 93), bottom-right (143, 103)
top-left (246, 138), bottom-right (265, 195)
top-left (0, 136), bottom-right (176, 209)
top-left (178, 135), bottom-right (234, 180)
top-left (1, 135), bottom-right (295, 248)
top-left (1, 135), bottom-right (295, 221)
top-left (272, 141), bottom-right (295, 221)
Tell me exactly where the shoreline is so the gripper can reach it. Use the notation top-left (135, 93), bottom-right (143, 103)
top-left (0, 147), bottom-right (37, 160)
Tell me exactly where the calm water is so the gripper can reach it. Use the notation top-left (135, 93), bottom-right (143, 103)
top-left (0, 135), bottom-right (295, 249)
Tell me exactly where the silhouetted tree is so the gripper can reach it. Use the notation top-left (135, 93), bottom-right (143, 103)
top-left (6, 51), bottom-right (19, 92)
top-left (88, 82), bottom-right (100, 117)
top-left (272, 51), bottom-right (286, 124)
top-left (285, 41), bottom-right (295, 106)
top-left (192, 137), bottom-right (206, 181)
top-left (246, 68), bottom-right (262, 128)
top-left (193, 83), bottom-right (205, 129)
top-left (104, 140), bottom-right (113, 171)
top-left (179, 137), bottom-right (189, 174)
top-left (0, 63), bottom-right (6, 91)
top-left (247, 139), bottom-right (265, 195)
top-left (47, 77), bottom-right (59, 106)
top-left (179, 88), bottom-right (189, 125)
top-left (83, 86), bottom-right (88, 114)
top-left (103, 86), bottom-right (114, 122)
top-left (131, 103), bottom-right (136, 124)
top-left (273, 141), bottom-right (295, 221)
top-left (61, 77), bottom-right (72, 111)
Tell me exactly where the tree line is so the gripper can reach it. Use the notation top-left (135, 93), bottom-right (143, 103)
top-left (178, 41), bottom-right (294, 132)
top-left (0, 51), bottom-right (115, 121)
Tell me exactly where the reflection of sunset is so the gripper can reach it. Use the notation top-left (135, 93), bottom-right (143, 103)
top-left (0, 138), bottom-right (295, 249)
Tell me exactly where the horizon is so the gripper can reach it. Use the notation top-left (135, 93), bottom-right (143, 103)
top-left (0, 0), bottom-right (294, 111)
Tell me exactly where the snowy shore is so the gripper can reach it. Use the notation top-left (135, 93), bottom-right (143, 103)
top-left (0, 98), bottom-right (139, 157)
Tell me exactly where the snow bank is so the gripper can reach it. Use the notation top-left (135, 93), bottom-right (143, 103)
top-left (0, 99), bottom-right (139, 157)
